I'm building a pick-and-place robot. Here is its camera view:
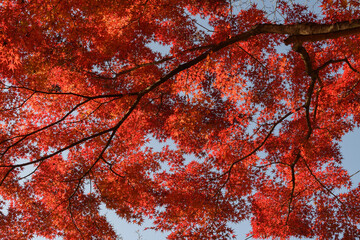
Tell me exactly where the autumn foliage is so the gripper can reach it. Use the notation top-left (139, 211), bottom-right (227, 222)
top-left (1, 0), bottom-right (360, 239)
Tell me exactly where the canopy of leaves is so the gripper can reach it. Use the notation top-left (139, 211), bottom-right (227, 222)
top-left (1, 0), bottom-right (360, 239)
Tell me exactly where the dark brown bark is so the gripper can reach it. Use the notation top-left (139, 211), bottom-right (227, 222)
top-left (253, 19), bottom-right (360, 44)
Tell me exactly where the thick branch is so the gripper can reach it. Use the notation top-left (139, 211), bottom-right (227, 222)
top-left (249, 19), bottom-right (360, 45)
top-left (294, 45), bottom-right (317, 138)
top-left (285, 27), bottom-right (360, 45)
top-left (259, 19), bottom-right (360, 36)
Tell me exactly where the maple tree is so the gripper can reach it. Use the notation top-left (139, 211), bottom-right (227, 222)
top-left (1, 0), bottom-right (360, 239)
